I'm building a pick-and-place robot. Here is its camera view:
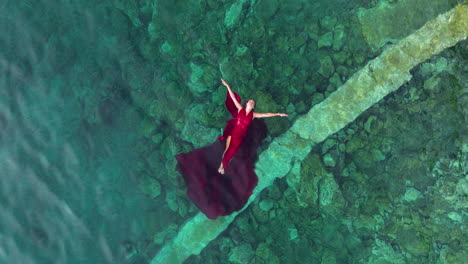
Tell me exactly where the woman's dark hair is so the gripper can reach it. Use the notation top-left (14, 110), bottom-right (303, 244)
top-left (242, 99), bottom-right (255, 109)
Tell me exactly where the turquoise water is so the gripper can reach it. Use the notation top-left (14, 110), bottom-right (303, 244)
top-left (1, 1), bottom-right (466, 264)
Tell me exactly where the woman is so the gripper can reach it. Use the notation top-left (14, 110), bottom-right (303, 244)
top-left (218, 78), bottom-right (288, 174)
top-left (175, 79), bottom-right (287, 219)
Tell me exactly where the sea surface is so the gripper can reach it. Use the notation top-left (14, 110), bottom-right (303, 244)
top-left (1, 1), bottom-right (466, 264)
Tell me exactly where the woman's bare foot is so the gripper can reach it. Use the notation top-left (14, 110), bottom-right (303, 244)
top-left (218, 164), bottom-right (225, 174)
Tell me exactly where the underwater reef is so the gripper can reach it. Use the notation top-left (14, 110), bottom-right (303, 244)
top-left (1, 0), bottom-right (466, 263)
top-left (150, 2), bottom-right (467, 264)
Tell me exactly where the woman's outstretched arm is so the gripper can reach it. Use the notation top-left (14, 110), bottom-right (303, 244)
top-left (253, 112), bottom-right (288, 118)
top-left (221, 79), bottom-right (242, 111)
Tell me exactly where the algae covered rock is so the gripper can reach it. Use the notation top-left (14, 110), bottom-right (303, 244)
top-left (311, 92), bottom-right (325, 106)
top-left (187, 62), bottom-right (209, 94)
top-left (327, 72), bottom-right (343, 92)
top-left (320, 15), bottom-right (337, 32)
top-left (224, 0), bottom-right (249, 29)
top-left (397, 229), bottom-right (430, 256)
top-left (364, 115), bottom-right (383, 135)
top-left (180, 104), bottom-right (219, 148)
top-left (140, 177), bottom-right (161, 198)
top-left (305, 19), bottom-right (320, 41)
top-left (150, 5), bottom-right (468, 263)
top-left (357, 0), bottom-right (456, 49)
top-left (318, 55), bottom-right (335, 78)
top-left (321, 138), bottom-right (337, 154)
top-left (318, 32), bottom-right (334, 49)
top-left (419, 56), bottom-right (450, 77)
top-left (149, 81), bottom-right (192, 122)
top-left (153, 223), bottom-right (178, 245)
top-left (140, 117), bottom-right (157, 138)
top-left (286, 153), bottom-right (345, 217)
top-left (286, 154), bottom-right (322, 207)
top-left (228, 244), bottom-right (255, 264)
top-left (219, 45), bottom-right (255, 86)
top-left (165, 190), bottom-right (178, 212)
top-left (180, 121), bottom-right (215, 148)
top-left (259, 199), bottom-right (274, 212)
top-left (402, 187), bottom-right (422, 202)
top-left (151, 0), bottom-right (204, 40)
top-left (113, 0), bottom-right (142, 27)
top-left (254, 0), bottom-right (280, 23)
top-left (318, 170), bottom-right (345, 217)
top-left (323, 153), bottom-right (336, 167)
top-left (423, 74), bottom-right (444, 93)
top-left (255, 242), bottom-right (280, 264)
top-left (252, 202), bottom-right (270, 223)
top-left (367, 238), bottom-right (406, 264)
top-left (321, 249), bottom-right (337, 264)
top-left (151, 133), bottom-right (164, 144)
top-left (333, 24), bottom-right (347, 51)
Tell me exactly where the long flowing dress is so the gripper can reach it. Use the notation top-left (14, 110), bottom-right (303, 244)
top-left (174, 91), bottom-right (267, 219)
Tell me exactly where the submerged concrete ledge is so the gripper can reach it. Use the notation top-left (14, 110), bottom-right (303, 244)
top-left (151, 5), bottom-right (467, 264)
top-left (357, 0), bottom-right (455, 49)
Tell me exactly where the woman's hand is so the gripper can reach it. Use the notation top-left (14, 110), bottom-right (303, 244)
top-left (278, 113), bottom-right (288, 117)
top-left (221, 78), bottom-right (230, 88)
top-left (222, 78), bottom-right (242, 110)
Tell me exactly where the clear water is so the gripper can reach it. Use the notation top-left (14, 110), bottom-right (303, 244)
top-left (1, 1), bottom-right (466, 264)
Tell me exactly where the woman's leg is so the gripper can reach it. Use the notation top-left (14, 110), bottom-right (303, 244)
top-left (220, 136), bottom-right (243, 174)
top-left (218, 136), bottom-right (231, 174)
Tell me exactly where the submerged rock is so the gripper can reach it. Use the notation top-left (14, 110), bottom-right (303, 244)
top-left (321, 138), bottom-right (337, 154)
top-left (256, 242), bottom-right (280, 264)
top-left (254, 0), bottom-right (280, 22)
top-left (318, 171), bottom-right (345, 217)
top-left (402, 187), bottom-right (422, 202)
top-left (423, 74), bottom-right (443, 93)
top-left (320, 16), bottom-right (337, 32)
top-left (398, 229), bottom-right (430, 256)
top-left (364, 115), bottom-right (380, 134)
top-left (323, 153), bottom-right (336, 167)
top-left (113, 0), bottom-right (142, 27)
top-left (333, 24), bottom-right (346, 51)
top-left (357, 0), bottom-right (456, 49)
top-left (219, 45), bottom-right (255, 83)
top-left (228, 244), bottom-right (255, 264)
top-left (447, 212), bottom-right (462, 222)
top-left (321, 249), bottom-right (337, 264)
top-left (318, 55), bottom-right (335, 78)
top-left (419, 56), bottom-right (450, 77)
top-left (224, 0), bottom-right (249, 29)
top-left (286, 154), bottom-right (322, 207)
top-left (259, 199), bottom-right (274, 211)
top-left (187, 62), bottom-right (208, 94)
top-left (165, 191), bottom-right (178, 212)
top-left (286, 153), bottom-right (345, 217)
top-left (318, 31), bottom-right (334, 49)
top-left (140, 118), bottom-right (157, 138)
top-left (140, 177), bottom-right (161, 198)
top-left (150, 5), bottom-right (468, 263)
top-left (153, 223), bottom-right (178, 245)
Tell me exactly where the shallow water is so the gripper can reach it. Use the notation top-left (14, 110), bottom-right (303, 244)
top-left (1, 1), bottom-right (466, 264)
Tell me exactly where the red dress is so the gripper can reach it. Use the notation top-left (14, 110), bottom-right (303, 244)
top-left (219, 108), bottom-right (254, 171)
top-left (174, 91), bottom-right (267, 219)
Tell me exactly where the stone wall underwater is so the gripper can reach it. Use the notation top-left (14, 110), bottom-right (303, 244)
top-left (1, 0), bottom-right (466, 264)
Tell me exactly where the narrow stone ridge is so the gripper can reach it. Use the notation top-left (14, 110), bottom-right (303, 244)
top-left (151, 5), bottom-right (467, 264)
top-left (357, 0), bottom-right (455, 49)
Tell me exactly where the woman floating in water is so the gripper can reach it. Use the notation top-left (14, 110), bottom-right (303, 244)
top-left (217, 78), bottom-right (288, 174)
top-left (175, 78), bottom-right (288, 219)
